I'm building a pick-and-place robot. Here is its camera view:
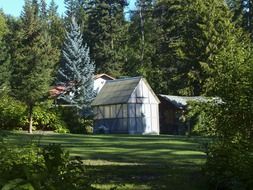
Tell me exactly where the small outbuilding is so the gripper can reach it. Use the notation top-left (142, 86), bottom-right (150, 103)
top-left (91, 77), bottom-right (160, 134)
top-left (158, 94), bottom-right (207, 135)
top-left (94, 73), bottom-right (115, 93)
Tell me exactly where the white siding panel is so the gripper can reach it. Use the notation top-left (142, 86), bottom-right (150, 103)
top-left (143, 104), bottom-right (151, 117)
top-left (111, 105), bottom-right (116, 118)
top-left (94, 78), bottom-right (107, 93)
top-left (104, 106), bottom-right (111, 118)
top-left (149, 91), bottom-right (158, 103)
top-left (143, 117), bottom-right (152, 133)
top-left (142, 81), bottom-right (149, 98)
top-left (136, 82), bottom-right (143, 97)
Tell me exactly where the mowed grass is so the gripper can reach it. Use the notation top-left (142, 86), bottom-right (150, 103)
top-left (1, 131), bottom-right (209, 190)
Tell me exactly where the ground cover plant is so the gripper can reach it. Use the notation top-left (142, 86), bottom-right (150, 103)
top-left (2, 131), bottom-right (208, 190)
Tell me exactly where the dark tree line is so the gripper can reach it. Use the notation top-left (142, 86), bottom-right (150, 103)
top-left (0, 1), bottom-right (252, 188)
top-left (1, 0), bottom-right (253, 96)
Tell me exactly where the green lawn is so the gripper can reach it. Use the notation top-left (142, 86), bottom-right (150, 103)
top-left (1, 131), bottom-right (209, 190)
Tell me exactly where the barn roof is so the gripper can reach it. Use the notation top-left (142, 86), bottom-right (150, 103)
top-left (158, 94), bottom-right (207, 109)
top-left (91, 77), bottom-right (142, 106)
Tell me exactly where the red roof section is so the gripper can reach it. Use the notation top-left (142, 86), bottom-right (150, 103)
top-left (49, 85), bottom-right (66, 97)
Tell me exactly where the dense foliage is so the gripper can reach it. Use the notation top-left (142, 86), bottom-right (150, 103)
top-left (0, 95), bottom-right (69, 133)
top-left (0, 11), bottom-right (10, 93)
top-left (187, 13), bottom-right (253, 188)
top-left (0, 137), bottom-right (93, 190)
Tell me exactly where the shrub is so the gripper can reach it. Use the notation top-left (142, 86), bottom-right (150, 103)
top-left (0, 95), bottom-right (93, 134)
top-left (205, 142), bottom-right (253, 190)
top-left (0, 140), bottom-right (93, 190)
top-left (0, 96), bottom-right (69, 133)
top-left (0, 95), bottom-right (26, 130)
top-left (188, 99), bottom-right (253, 190)
top-left (21, 105), bottom-right (69, 133)
top-left (60, 107), bottom-right (93, 134)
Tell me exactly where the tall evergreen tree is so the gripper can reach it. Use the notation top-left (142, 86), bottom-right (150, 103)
top-left (144, 0), bottom-right (237, 96)
top-left (10, 0), bottom-right (56, 133)
top-left (39, 0), bottom-right (47, 19)
top-left (57, 17), bottom-right (95, 114)
top-left (126, 0), bottom-right (156, 77)
top-left (47, 0), bottom-right (65, 57)
top-left (64, 0), bottom-right (79, 27)
top-left (86, 0), bottom-right (128, 77)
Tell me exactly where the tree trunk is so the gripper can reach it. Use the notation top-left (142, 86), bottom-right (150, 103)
top-left (28, 104), bottom-right (33, 134)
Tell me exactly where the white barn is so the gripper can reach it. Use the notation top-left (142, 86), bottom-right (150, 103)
top-left (91, 77), bottom-right (160, 134)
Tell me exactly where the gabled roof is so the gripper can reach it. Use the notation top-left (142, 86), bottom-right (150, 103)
top-left (159, 94), bottom-right (207, 109)
top-left (94, 73), bottom-right (115, 80)
top-left (91, 77), bottom-right (142, 106)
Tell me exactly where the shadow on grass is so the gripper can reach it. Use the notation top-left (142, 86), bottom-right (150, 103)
top-left (2, 130), bottom-right (209, 189)
top-left (86, 162), bottom-right (208, 190)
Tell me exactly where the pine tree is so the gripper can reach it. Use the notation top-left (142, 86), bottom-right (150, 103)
top-left (86, 0), bottom-right (128, 77)
top-left (64, 0), bottom-right (79, 27)
top-left (145, 0), bottom-right (237, 95)
top-left (39, 0), bottom-right (47, 19)
top-left (48, 0), bottom-right (65, 54)
top-left (57, 17), bottom-right (95, 115)
top-left (126, 0), bottom-right (156, 78)
top-left (10, 0), bottom-right (56, 133)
